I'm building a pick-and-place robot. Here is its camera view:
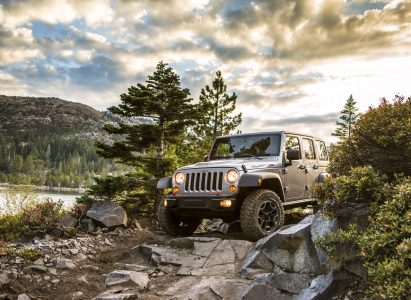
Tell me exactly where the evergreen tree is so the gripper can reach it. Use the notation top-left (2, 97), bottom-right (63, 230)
top-left (92, 61), bottom-right (197, 212)
top-left (332, 95), bottom-right (359, 140)
top-left (196, 71), bottom-right (242, 141)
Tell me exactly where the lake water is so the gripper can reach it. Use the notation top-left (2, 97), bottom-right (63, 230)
top-left (0, 190), bottom-right (81, 214)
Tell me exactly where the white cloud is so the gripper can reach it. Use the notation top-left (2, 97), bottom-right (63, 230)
top-left (0, 0), bottom-right (411, 142)
top-left (0, 48), bottom-right (42, 66)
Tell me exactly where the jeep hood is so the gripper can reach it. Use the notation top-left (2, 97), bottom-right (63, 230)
top-left (177, 156), bottom-right (282, 171)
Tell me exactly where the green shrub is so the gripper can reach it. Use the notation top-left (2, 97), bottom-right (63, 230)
top-left (0, 214), bottom-right (22, 242)
top-left (313, 166), bottom-right (390, 212)
top-left (19, 199), bottom-right (64, 238)
top-left (0, 199), bottom-right (64, 242)
top-left (17, 247), bottom-right (42, 261)
top-left (329, 95), bottom-right (411, 179)
top-left (358, 180), bottom-right (411, 299)
top-left (315, 176), bottom-right (411, 299)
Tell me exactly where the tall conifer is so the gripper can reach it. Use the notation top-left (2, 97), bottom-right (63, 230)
top-left (332, 94), bottom-right (359, 140)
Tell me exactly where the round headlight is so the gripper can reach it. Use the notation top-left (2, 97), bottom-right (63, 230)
top-left (226, 169), bottom-right (239, 183)
top-left (174, 172), bottom-right (185, 185)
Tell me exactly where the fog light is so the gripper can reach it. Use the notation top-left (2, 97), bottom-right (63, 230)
top-left (164, 199), bottom-right (168, 207)
top-left (229, 185), bottom-right (236, 192)
top-left (258, 177), bottom-right (262, 185)
top-left (172, 186), bottom-right (179, 195)
top-left (220, 199), bottom-right (232, 208)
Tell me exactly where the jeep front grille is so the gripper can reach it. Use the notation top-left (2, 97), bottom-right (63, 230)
top-left (184, 171), bottom-right (224, 192)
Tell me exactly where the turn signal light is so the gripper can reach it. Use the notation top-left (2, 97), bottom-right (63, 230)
top-left (229, 185), bottom-right (236, 192)
top-left (220, 199), bottom-right (232, 208)
top-left (164, 199), bottom-right (168, 207)
top-left (172, 186), bottom-right (179, 195)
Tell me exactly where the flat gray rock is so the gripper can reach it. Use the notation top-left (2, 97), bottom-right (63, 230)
top-left (193, 239), bottom-right (221, 257)
top-left (53, 258), bottom-right (76, 269)
top-left (203, 240), bottom-right (235, 268)
top-left (228, 240), bottom-right (254, 262)
top-left (87, 201), bottom-right (128, 228)
top-left (0, 273), bottom-right (9, 285)
top-left (17, 294), bottom-right (31, 300)
top-left (105, 270), bottom-right (149, 289)
top-left (93, 291), bottom-right (138, 300)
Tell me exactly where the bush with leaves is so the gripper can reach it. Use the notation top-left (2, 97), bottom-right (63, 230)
top-left (0, 199), bottom-right (64, 242)
top-left (329, 95), bottom-right (411, 178)
top-left (314, 172), bottom-right (411, 299)
top-left (357, 179), bottom-right (411, 299)
top-left (313, 166), bottom-right (390, 212)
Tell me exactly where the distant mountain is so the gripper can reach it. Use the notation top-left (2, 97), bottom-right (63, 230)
top-left (0, 95), bottom-right (151, 140)
top-left (0, 95), bottom-right (99, 135)
top-left (0, 95), bottom-right (141, 189)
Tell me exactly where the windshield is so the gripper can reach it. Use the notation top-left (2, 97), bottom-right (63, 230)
top-left (209, 134), bottom-right (281, 160)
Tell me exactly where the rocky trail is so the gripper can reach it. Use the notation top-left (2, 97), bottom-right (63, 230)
top-left (1, 203), bottom-right (363, 300)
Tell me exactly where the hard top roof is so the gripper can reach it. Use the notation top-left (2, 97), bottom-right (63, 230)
top-left (217, 131), bottom-right (325, 141)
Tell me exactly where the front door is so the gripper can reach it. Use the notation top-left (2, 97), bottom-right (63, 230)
top-left (284, 135), bottom-right (305, 201)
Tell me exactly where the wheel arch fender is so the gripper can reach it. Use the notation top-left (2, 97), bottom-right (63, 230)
top-left (157, 176), bottom-right (172, 189)
top-left (238, 172), bottom-right (285, 201)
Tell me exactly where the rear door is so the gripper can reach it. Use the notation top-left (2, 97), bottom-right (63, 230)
top-left (301, 137), bottom-right (319, 198)
top-left (284, 135), bottom-right (305, 201)
top-left (315, 140), bottom-right (329, 176)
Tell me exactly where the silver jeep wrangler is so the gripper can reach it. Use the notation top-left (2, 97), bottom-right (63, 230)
top-left (156, 131), bottom-right (329, 240)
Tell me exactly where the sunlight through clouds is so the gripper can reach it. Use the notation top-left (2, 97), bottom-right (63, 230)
top-left (0, 0), bottom-right (410, 142)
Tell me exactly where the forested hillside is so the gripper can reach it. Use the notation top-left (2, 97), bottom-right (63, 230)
top-left (0, 95), bottom-right (131, 188)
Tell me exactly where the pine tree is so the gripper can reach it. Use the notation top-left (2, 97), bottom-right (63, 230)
top-left (332, 94), bottom-right (359, 140)
top-left (194, 71), bottom-right (242, 154)
top-left (92, 61), bottom-right (197, 212)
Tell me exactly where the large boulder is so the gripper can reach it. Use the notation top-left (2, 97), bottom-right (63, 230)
top-left (256, 223), bottom-right (321, 274)
top-left (86, 201), bottom-right (128, 229)
top-left (257, 273), bottom-right (312, 294)
top-left (308, 213), bottom-right (338, 270)
top-left (295, 269), bottom-right (357, 300)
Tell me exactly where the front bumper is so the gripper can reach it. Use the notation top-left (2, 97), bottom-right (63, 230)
top-left (164, 195), bottom-right (238, 218)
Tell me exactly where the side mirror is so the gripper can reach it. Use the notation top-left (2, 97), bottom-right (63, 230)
top-left (286, 149), bottom-right (300, 161)
top-left (203, 155), bottom-right (209, 162)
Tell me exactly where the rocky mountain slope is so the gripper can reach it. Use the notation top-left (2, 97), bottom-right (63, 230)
top-left (0, 95), bottom-right (103, 136)
top-left (0, 95), bottom-right (146, 139)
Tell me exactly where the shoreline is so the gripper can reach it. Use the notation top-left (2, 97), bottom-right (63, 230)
top-left (0, 182), bottom-right (86, 194)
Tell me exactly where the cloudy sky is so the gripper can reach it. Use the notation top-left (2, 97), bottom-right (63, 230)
top-left (1, 0), bottom-right (410, 142)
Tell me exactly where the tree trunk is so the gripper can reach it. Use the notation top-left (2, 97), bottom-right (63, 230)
top-left (213, 95), bottom-right (219, 139)
top-left (158, 121), bottom-right (165, 161)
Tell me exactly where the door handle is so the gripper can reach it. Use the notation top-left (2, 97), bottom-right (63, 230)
top-left (313, 165), bottom-right (319, 169)
top-left (298, 165), bottom-right (306, 170)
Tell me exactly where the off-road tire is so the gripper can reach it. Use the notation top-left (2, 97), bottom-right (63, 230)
top-left (156, 201), bottom-right (201, 236)
top-left (240, 189), bottom-right (284, 241)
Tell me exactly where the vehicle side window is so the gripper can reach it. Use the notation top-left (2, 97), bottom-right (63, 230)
top-left (285, 136), bottom-right (300, 160)
top-left (302, 138), bottom-right (316, 160)
top-left (316, 140), bottom-right (328, 161)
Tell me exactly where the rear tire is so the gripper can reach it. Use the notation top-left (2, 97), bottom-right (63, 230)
top-left (156, 200), bottom-right (201, 236)
top-left (240, 189), bottom-right (284, 241)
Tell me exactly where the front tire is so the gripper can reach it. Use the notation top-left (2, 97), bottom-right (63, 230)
top-left (240, 189), bottom-right (284, 241)
top-left (156, 200), bottom-right (201, 236)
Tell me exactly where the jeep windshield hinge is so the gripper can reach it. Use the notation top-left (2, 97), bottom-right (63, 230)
top-left (242, 164), bottom-right (248, 173)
